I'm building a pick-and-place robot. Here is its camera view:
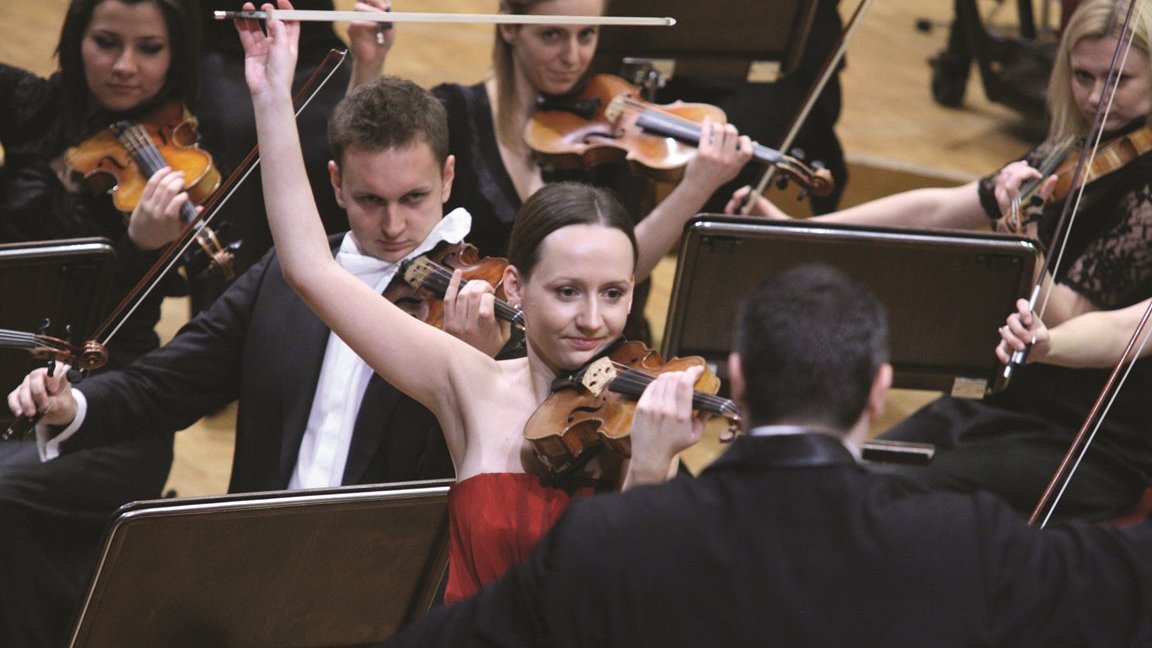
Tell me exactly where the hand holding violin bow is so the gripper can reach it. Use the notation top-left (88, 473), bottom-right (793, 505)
top-left (7, 365), bottom-right (81, 433)
top-left (2, 325), bottom-right (107, 440)
top-left (346, 0), bottom-right (394, 88)
top-left (996, 298), bottom-right (1051, 367)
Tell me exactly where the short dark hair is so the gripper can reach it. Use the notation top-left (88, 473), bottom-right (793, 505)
top-left (328, 76), bottom-right (450, 168)
top-left (507, 182), bottom-right (638, 278)
top-left (56, 0), bottom-right (201, 145)
top-left (734, 264), bottom-right (888, 430)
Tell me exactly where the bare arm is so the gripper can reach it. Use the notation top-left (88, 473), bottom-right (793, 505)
top-left (729, 180), bottom-right (992, 231)
top-left (997, 297), bottom-right (1152, 369)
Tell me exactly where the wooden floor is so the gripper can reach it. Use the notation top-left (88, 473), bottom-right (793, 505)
top-left (0, 0), bottom-right (1042, 494)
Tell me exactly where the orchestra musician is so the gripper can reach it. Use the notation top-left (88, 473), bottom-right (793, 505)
top-left (0, 1), bottom-right (204, 645)
top-left (379, 264), bottom-right (1152, 647)
top-left (347, 0), bottom-right (753, 341)
top-left (237, 1), bottom-right (718, 603)
top-left (735, 0), bottom-right (1152, 522)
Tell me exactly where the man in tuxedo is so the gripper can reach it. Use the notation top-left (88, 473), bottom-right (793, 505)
top-left (4, 76), bottom-right (492, 645)
top-left (382, 264), bottom-right (1152, 648)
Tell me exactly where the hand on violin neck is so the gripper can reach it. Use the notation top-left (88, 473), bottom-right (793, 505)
top-left (681, 118), bottom-right (754, 197)
top-left (993, 160), bottom-right (1056, 219)
top-left (347, 0), bottom-right (394, 90)
top-left (622, 365), bottom-right (706, 490)
top-left (7, 366), bottom-right (79, 429)
top-left (126, 167), bottom-right (193, 251)
top-left (442, 269), bottom-right (509, 358)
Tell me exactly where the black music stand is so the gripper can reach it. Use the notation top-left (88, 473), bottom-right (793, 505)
top-left (67, 480), bottom-right (453, 648)
top-left (0, 238), bottom-right (116, 426)
top-left (594, 0), bottom-right (820, 80)
top-left (662, 217), bottom-right (1042, 396)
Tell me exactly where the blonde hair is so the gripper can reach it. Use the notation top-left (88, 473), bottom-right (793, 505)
top-left (1048, 0), bottom-right (1152, 142)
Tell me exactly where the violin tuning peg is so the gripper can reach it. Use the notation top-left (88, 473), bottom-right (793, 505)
top-left (47, 358), bottom-right (57, 378)
top-left (66, 368), bottom-right (85, 384)
top-left (38, 318), bottom-right (51, 334)
top-left (64, 324), bottom-right (74, 343)
top-left (796, 190), bottom-right (809, 202)
top-left (811, 159), bottom-right (826, 171)
top-left (1029, 195), bottom-right (1044, 208)
top-left (775, 176), bottom-right (790, 190)
top-left (789, 147), bottom-right (807, 161)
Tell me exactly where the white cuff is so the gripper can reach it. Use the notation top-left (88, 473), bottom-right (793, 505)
top-left (35, 389), bottom-right (88, 461)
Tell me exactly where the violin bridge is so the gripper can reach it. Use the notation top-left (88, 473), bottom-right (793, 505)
top-left (579, 357), bottom-right (617, 395)
top-left (402, 257), bottom-right (435, 290)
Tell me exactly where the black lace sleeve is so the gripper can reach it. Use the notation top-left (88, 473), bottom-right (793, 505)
top-left (1058, 161), bottom-right (1152, 308)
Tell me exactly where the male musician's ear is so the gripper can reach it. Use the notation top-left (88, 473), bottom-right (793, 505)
top-left (440, 154), bottom-right (456, 204)
top-left (328, 160), bottom-right (347, 209)
top-left (727, 352), bottom-right (746, 413)
top-left (867, 363), bottom-right (893, 421)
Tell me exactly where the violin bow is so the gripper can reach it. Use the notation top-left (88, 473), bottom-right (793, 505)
top-left (739, 0), bottom-right (877, 214)
top-left (3, 49), bottom-right (349, 441)
top-left (214, 9), bottom-right (675, 27)
top-left (1025, 0), bottom-right (1144, 527)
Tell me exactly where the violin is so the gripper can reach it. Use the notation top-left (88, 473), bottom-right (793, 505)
top-left (389, 241), bottom-right (524, 329)
top-left (524, 74), bottom-right (834, 196)
top-left (64, 100), bottom-right (237, 280)
top-left (523, 340), bottom-right (742, 476)
top-left (1018, 124), bottom-right (1152, 207)
top-left (1, 324), bottom-right (108, 441)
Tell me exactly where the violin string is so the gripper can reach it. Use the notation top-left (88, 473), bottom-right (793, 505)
top-left (604, 362), bottom-right (737, 413)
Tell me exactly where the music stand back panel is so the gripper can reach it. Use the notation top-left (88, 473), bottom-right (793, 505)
top-left (594, 0), bottom-right (819, 78)
top-left (68, 481), bottom-right (452, 648)
top-left (0, 238), bottom-right (115, 425)
top-left (663, 217), bottom-right (1042, 394)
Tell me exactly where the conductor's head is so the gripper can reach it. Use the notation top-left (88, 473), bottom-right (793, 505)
top-left (729, 264), bottom-right (892, 445)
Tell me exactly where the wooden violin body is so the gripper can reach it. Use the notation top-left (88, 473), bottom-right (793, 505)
top-left (1052, 125), bottom-right (1152, 200)
top-left (1018, 124), bottom-right (1152, 209)
top-left (65, 100), bottom-right (221, 215)
top-left (525, 74), bottom-right (724, 183)
top-left (524, 74), bottom-right (833, 195)
top-left (524, 340), bottom-right (740, 475)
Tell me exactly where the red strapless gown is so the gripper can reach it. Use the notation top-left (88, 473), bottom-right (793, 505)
top-left (444, 472), bottom-right (597, 603)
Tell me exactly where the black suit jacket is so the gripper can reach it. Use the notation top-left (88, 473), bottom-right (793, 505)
top-left (387, 433), bottom-right (1152, 647)
top-left (66, 235), bottom-right (453, 492)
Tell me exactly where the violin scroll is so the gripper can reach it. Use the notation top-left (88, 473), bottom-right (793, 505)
top-left (1, 326), bottom-right (108, 441)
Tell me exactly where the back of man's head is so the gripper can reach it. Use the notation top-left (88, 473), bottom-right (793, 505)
top-left (327, 76), bottom-right (450, 169)
top-left (734, 264), bottom-right (888, 431)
